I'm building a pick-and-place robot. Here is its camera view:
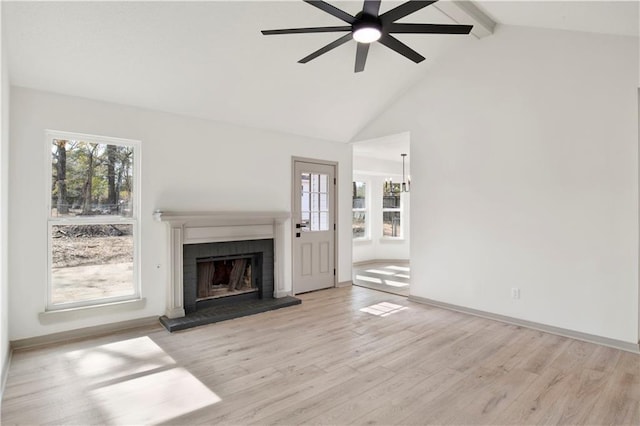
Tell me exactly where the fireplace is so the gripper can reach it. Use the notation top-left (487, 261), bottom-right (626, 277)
top-left (155, 211), bottom-right (300, 331)
top-left (182, 239), bottom-right (274, 314)
top-left (197, 256), bottom-right (256, 300)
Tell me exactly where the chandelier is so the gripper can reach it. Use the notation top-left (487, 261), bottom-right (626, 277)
top-left (384, 153), bottom-right (410, 194)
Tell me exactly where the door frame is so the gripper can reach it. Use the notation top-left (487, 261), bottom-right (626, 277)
top-left (291, 156), bottom-right (339, 295)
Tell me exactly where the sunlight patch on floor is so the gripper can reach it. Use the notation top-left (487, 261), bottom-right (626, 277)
top-left (66, 336), bottom-right (221, 424)
top-left (66, 336), bottom-right (176, 384)
top-left (89, 367), bottom-right (221, 425)
top-left (355, 275), bottom-right (383, 284)
top-left (394, 273), bottom-right (410, 279)
top-left (360, 302), bottom-right (408, 317)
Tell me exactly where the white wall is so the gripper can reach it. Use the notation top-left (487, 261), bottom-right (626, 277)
top-left (356, 25), bottom-right (639, 344)
top-left (9, 87), bottom-right (352, 340)
top-left (353, 156), bottom-right (410, 263)
top-left (0, 0), bottom-right (11, 392)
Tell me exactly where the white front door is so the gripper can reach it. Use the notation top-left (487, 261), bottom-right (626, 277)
top-left (293, 160), bottom-right (336, 294)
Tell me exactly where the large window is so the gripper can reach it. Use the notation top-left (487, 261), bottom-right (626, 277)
top-left (352, 181), bottom-right (367, 239)
top-left (382, 181), bottom-right (402, 238)
top-left (47, 131), bottom-right (140, 310)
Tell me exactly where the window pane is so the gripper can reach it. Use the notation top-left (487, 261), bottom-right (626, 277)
top-left (383, 212), bottom-right (401, 237)
top-left (383, 192), bottom-right (400, 208)
top-left (352, 181), bottom-right (366, 209)
top-left (51, 140), bottom-right (134, 218)
top-left (311, 173), bottom-right (320, 193)
top-left (51, 224), bottom-right (134, 305)
top-left (353, 212), bottom-right (366, 238)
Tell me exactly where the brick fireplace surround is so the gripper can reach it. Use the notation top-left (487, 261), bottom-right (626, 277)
top-left (154, 211), bottom-right (300, 331)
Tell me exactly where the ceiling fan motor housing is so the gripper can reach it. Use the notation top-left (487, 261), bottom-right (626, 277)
top-left (353, 12), bottom-right (383, 33)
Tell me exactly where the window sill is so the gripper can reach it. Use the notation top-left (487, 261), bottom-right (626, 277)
top-left (380, 237), bottom-right (405, 242)
top-left (39, 298), bottom-right (146, 324)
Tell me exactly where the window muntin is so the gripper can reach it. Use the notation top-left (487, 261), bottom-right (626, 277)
top-left (47, 132), bottom-right (140, 310)
top-left (300, 172), bottom-right (330, 232)
top-left (352, 181), bottom-right (367, 239)
top-left (382, 182), bottom-right (402, 238)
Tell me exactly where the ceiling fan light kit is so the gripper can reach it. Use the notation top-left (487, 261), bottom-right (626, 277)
top-left (261, 0), bottom-right (474, 73)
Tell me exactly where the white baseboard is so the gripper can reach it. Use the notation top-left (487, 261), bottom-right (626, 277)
top-left (408, 295), bottom-right (640, 354)
top-left (1, 346), bottom-right (12, 400)
top-left (337, 280), bottom-right (352, 288)
top-left (11, 316), bottom-right (161, 350)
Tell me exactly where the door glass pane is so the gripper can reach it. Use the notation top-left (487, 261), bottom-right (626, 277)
top-left (320, 174), bottom-right (328, 193)
top-left (320, 194), bottom-right (327, 211)
top-left (300, 172), bottom-right (330, 232)
top-left (301, 211), bottom-right (310, 231)
top-left (311, 212), bottom-right (320, 231)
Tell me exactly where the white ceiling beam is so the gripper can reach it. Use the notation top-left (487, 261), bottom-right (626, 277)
top-left (433, 1), bottom-right (496, 39)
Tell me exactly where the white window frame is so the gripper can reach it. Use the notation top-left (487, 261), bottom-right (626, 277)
top-left (382, 181), bottom-right (403, 239)
top-left (45, 130), bottom-right (141, 311)
top-left (352, 180), bottom-right (369, 240)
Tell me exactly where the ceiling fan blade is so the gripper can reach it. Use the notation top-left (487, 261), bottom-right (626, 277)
top-left (388, 23), bottom-right (473, 34)
top-left (298, 33), bottom-right (353, 64)
top-left (362, 0), bottom-right (382, 17)
top-left (380, 0), bottom-right (438, 24)
top-left (355, 42), bottom-right (370, 73)
top-left (262, 26), bottom-right (351, 35)
top-left (304, 0), bottom-right (355, 24)
top-left (378, 34), bottom-right (425, 63)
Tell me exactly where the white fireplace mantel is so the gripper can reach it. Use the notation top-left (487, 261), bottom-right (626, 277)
top-left (154, 210), bottom-right (290, 319)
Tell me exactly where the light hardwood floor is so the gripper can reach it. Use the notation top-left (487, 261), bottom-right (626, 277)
top-left (2, 286), bottom-right (639, 425)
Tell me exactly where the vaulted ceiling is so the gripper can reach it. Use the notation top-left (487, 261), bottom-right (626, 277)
top-left (4, 1), bottom-right (638, 142)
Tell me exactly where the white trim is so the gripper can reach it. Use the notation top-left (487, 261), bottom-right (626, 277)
top-left (0, 346), bottom-right (11, 400)
top-left (39, 297), bottom-right (146, 323)
top-left (409, 295), bottom-right (640, 354)
top-left (352, 179), bottom-right (369, 240)
top-left (291, 157), bottom-right (339, 295)
top-left (44, 130), bottom-right (141, 311)
top-left (433, 0), bottom-right (495, 39)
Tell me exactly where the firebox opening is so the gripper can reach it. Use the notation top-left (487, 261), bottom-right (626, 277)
top-left (196, 255), bottom-right (258, 301)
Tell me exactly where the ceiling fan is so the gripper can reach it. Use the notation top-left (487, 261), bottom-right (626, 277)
top-left (261, 0), bottom-right (473, 73)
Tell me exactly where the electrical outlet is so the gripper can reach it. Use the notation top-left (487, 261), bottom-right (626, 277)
top-left (511, 287), bottom-right (520, 300)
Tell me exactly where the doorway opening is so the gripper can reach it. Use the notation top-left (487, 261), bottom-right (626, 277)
top-left (350, 132), bottom-right (411, 297)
